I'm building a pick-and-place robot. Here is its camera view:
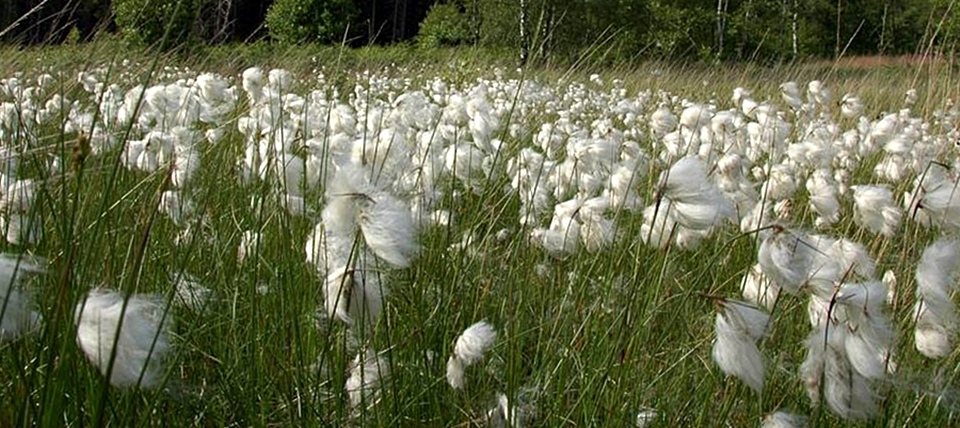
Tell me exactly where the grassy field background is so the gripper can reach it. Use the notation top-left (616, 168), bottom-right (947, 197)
top-left (0, 40), bottom-right (958, 427)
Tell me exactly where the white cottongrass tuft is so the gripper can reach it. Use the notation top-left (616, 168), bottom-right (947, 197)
top-left (237, 230), bottom-right (262, 264)
top-left (74, 288), bottom-right (173, 389)
top-left (882, 269), bottom-right (897, 306)
top-left (310, 168), bottom-right (404, 328)
top-left (1, 179), bottom-right (42, 245)
top-left (322, 263), bottom-right (385, 327)
top-left (639, 203), bottom-right (677, 249)
top-left (740, 263), bottom-right (780, 311)
top-left (649, 104), bottom-right (678, 137)
top-left (740, 200), bottom-right (775, 237)
top-left (0, 254), bottom-right (44, 340)
top-left (813, 235), bottom-right (876, 286)
top-left (345, 348), bottom-right (389, 409)
top-left (634, 408), bottom-right (658, 427)
top-left (757, 227), bottom-right (815, 294)
top-left (446, 320), bottom-right (497, 390)
top-left (485, 392), bottom-right (528, 428)
top-left (326, 166), bottom-right (418, 268)
top-left (762, 411), bottom-right (807, 428)
top-left (840, 94), bottom-right (864, 119)
top-left (656, 156), bottom-right (734, 231)
top-left (305, 219), bottom-right (355, 276)
top-left (712, 299), bottom-right (768, 393)
top-left (453, 320), bottom-right (498, 364)
top-left (357, 191), bottom-right (418, 268)
top-left (758, 227), bottom-right (876, 298)
top-left (780, 82), bottom-right (803, 110)
top-left (913, 238), bottom-right (960, 358)
top-left (850, 185), bottom-right (901, 237)
top-left (904, 166), bottom-right (960, 231)
top-left (530, 197), bottom-right (614, 256)
top-left (836, 281), bottom-right (897, 380)
top-left (760, 164), bottom-right (797, 202)
top-left (445, 354), bottom-right (466, 390)
top-left (805, 170), bottom-right (840, 228)
top-left (158, 190), bottom-right (194, 228)
top-left (324, 268), bottom-right (353, 324)
top-left (241, 67), bottom-right (264, 103)
top-left (800, 326), bottom-right (879, 419)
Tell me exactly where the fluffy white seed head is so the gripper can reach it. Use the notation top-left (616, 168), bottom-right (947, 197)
top-left (0, 254), bottom-right (43, 340)
top-left (713, 311), bottom-right (765, 393)
top-left (1, 179), bottom-right (40, 245)
top-left (913, 238), bottom-right (960, 358)
top-left (850, 185), bottom-right (901, 237)
top-left (916, 238), bottom-right (960, 302)
top-left (670, 197), bottom-right (733, 231)
top-left (74, 288), bottom-right (173, 389)
top-left (485, 392), bottom-right (527, 428)
top-left (325, 165), bottom-right (418, 268)
top-left (907, 172), bottom-right (960, 231)
top-left (649, 105), bottom-right (677, 136)
top-left (347, 266), bottom-right (385, 329)
top-left (713, 301), bottom-right (768, 393)
top-left (721, 299), bottom-right (770, 341)
top-left (241, 67), bottom-right (264, 102)
top-left (635, 408), bottom-right (658, 428)
top-left (760, 229), bottom-right (877, 298)
top-left (800, 326), bottom-right (879, 419)
top-left (740, 263), bottom-right (780, 311)
top-left (445, 355), bottom-right (465, 390)
top-left (843, 327), bottom-right (891, 380)
top-left (914, 316), bottom-right (953, 359)
top-left (345, 348), bottom-right (388, 409)
top-left (357, 192), bottom-right (418, 268)
top-left (762, 411), bottom-right (807, 428)
top-left (780, 82), bottom-right (803, 110)
top-left (640, 203), bottom-right (676, 249)
top-left (454, 320), bottom-right (497, 365)
top-left (659, 157), bottom-right (708, 201)
top-left (158, 190), bottom-right (193, 227)
top-left (236, 230), bottom-right (262, 264)
top-left (806, 171), bottom-right (840, 227)
top-left (659, 158), bottom-right (734, 226)
top-left (757, 227), bottom-right (813, 294)
top-left (836, 280), bottom-right (886, 314)
top-left (882, 270), bottom-right (897, 306)
top-left (814, 236), bottom-right (876, 287)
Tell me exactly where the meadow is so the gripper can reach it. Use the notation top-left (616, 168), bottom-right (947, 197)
top-left (1, 41), bottom-right (960, 427)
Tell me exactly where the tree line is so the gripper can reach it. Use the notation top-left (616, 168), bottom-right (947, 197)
top-left (0, 0), bottom-right (955, 62)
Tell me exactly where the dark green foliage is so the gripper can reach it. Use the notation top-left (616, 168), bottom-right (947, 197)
top-left (417, 1), bottom-right (476, 47)
top-left (930, 0), bottom-right (960, 45)
top-left (647, 1), bottom-right (713, 59)
top-left (113, 0), bottom-right (203, 50)
top-left (467, 0), bottom-right (947, 62)
top-left (72, 0), bottom-right (113, 40)
top-left (0, 0), bottom-right (112, 44)
top-left (265, 0), bottom-right (360, 45)
top-left (0, 0), bottom-right (954, 61)
top-left (474, 0), bottom-right (652, 63)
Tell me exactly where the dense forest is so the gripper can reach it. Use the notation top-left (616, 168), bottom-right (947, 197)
top-left (0, 0), bottom-right (956, 62)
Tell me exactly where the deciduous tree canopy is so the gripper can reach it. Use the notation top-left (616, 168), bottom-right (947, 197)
top-left (0, 0), bottom-right (953, 61)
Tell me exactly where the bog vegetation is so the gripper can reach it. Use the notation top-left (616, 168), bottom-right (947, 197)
top-left (3, 1), bottom-right (960, 427)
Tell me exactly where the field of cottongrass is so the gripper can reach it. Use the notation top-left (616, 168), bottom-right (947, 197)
top-left (3, 42), bottom-right (960, 427)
